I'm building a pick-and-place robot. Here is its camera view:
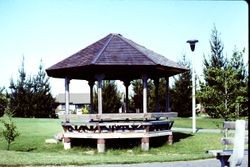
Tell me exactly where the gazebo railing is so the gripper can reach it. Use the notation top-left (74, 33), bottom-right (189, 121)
top-left (59, 112), bottom-right (178, 122)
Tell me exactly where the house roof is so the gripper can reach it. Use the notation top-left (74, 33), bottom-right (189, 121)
top-left (56, 93), bottom-right (90, 104)
top-left (46, 33), bottom-right (189, 80)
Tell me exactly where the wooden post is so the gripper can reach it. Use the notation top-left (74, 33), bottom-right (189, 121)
top-left (142, 75), bottom-right (148, 114)
top-left (88, 80), bottom-right (95, 114)
top-left (154, 78), bottom-right (160, 112)
top-left (65, 77), bottom-right (70, 115)
top-left (165, 77), bottom-right (169, 112)
top-left (95, 74), bottom-right (105, 115)
top-left (97, 138), bottom-right (105, 153)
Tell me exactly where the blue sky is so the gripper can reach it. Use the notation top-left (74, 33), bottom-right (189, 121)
top-left (0, 0), bottom-right (248, 96)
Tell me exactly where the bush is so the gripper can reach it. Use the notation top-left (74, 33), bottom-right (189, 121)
top-left (81, 106), bottom-right (89, 114)
top-left (0, 106), bottom-right (20, 150)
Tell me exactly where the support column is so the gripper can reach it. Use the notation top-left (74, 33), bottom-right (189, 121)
top-left (95, 74), bottom-right (105, 115)
top-left (97, 138), bottom-right (105, 153)
top-left (141, 137), bottom-right (149, 151)
top-left (165, 77), bottom-right (170, 112)
top-left (154, 78), bottom-right (160, 112)
top-left (88, 80), bottom-right (95, 114)
top-left (167, 134), bottom-right (173, 145)
top-left (65, 77), bottom-right (70, 115)
top-left (63, 137), bottom-right (71, 150)
top-left (123, 80), bottom-right (130, 113)
top-left (142, 75), bottom-right (148, 114)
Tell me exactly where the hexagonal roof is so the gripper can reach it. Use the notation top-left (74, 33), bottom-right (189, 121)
top-left (46, 33), bottom-right (188, 81)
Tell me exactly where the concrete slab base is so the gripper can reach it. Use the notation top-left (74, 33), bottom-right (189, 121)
top-left (167, 135), bottom-right (173, 145)
top-left (97, 138), bottom-right (105, 153)
top-left (63, 137), bottom-right (71, 150)
top-left (141, 137), bottom-right (149, 151)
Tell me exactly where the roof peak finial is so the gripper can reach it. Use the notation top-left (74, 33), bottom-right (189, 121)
top-left (111, 33), bottom-right (122, 36)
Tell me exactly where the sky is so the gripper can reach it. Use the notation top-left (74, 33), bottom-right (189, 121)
top-left (0, 0), bottom-right (248, 96)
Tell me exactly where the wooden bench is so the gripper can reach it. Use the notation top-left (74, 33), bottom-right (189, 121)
top-left (62, 119), bottom-right (174, 152)
top-left (222, 121), bottom-right (248, 149)
top-left (208, 120), bottom-right (248, 167)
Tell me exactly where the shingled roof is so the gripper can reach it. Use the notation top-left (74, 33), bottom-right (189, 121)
top-left (46, 33), bottom-right (188, 80)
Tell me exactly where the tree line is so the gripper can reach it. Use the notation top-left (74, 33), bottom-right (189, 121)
top-left (0, 25), bottom-right (248, 120)
top-left (0, 58), bottom-right (55, 118)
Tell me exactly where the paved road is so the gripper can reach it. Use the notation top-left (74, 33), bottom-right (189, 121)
top-left (82, 156), bottom-right (248, 167)
top-left (172, 127), bottom-right (222, 133)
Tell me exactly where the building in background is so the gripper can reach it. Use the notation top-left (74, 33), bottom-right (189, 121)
top-left (55, 93), bottom-right (90, 115)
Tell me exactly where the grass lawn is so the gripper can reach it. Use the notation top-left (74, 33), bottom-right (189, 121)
top-left (0, 117), bottom-right (227, 166)
top-left (171, 116), bottom-right (224, 129)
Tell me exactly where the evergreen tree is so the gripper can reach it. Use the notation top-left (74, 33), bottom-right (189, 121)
top-left (0, 87), bottom-right (8, 117)
top-left (204, 25), bottom-right (225, 70)
top-left (130, 79), bottom-right (154, 112)
top-left (9, 57), bottom-right (31, 117)
top-left (130, 80), bottom-right (143, 112)
top-left (227, 48), bottom-right (248, 117)
top-left (9, 58), bottom-right (55, 118)
top-left (199, 25), bottom-right (248, 120)
top-left (199, 65), bottom-right (247, 119)
top-left (151, 78), bottom-right (168, 112)
top-left (203, 25), bottom-right (227, 87)
top-left (32, 60), bottom-right (55, 118)
top-left (93, 80), bottom-right (122, 113)
top-left (199, 25), bottom-right (227, 117)
top-left (170, 55), bottom-right (192, 117)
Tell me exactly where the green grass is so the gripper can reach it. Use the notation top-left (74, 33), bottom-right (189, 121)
top-left (0, 117), bottom-right (227, 166)
top-left (171, 117), bottom-right (224, 129)
top-left (0, 118), bottom-right (62, 152)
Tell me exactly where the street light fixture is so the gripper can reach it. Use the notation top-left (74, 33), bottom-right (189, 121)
top-left (187, 39), bottom-right (199, 133)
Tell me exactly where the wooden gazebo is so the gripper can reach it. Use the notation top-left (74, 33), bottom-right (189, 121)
top-left (46, 33), bottom-right (188, 152)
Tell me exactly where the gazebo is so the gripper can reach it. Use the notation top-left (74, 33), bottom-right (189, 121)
top-left (46, 33), bottom-right (188, 152)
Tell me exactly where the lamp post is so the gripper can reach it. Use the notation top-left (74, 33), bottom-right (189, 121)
top-left (187, 39), bottom-right (198, 133)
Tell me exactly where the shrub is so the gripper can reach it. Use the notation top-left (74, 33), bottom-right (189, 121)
top-left (82, 106), bottom-right (89, 114)
top-left (0, 106), bottom-right (20, 150)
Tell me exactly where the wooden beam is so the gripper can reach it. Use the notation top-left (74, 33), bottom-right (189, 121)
top-left (63, 130), bottom-right (172, 139)
top-left (224, 121), bottom-right (249, 130)
top-left (59, 112), bottom-right (178, 121)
